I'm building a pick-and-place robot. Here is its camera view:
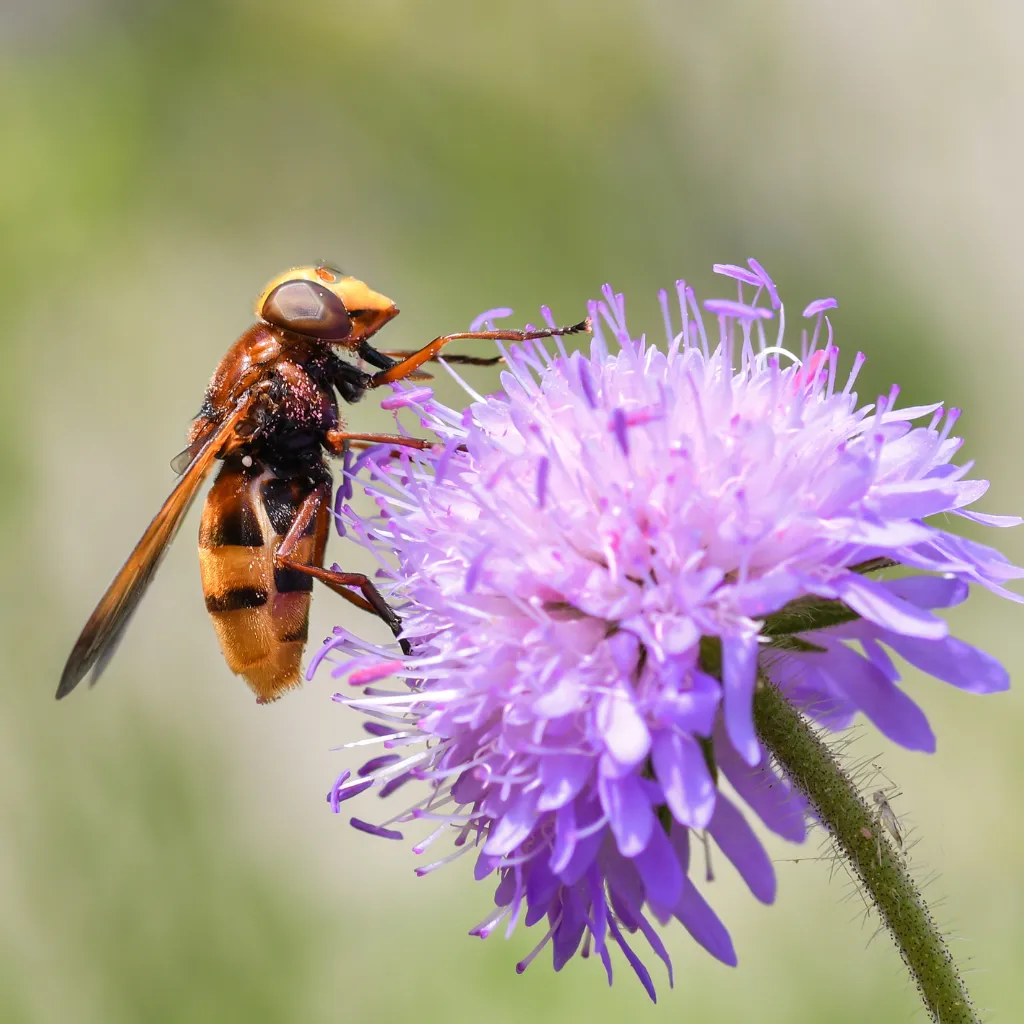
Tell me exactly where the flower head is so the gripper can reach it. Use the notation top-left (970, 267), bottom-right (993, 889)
top-left (311, 260), bottom-right (1021, 998)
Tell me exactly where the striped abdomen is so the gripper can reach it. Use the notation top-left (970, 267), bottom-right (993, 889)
top-left (198, 459), bottom-right (329, 703)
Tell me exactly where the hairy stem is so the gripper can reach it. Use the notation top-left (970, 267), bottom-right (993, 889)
top-left (752, 676), bottom-right (979, 1024)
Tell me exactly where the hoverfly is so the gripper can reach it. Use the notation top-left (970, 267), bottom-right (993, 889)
top-left (58, 265), bottom-right (589, 703)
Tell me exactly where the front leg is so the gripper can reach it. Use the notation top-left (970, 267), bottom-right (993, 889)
top-left (358, 340), bottom-right (502, 376)
top-left (367, 319), bottom-right (591, 387)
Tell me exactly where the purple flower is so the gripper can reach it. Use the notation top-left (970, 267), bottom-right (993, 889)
top-left (311, 259), bottom-right (1021, 998)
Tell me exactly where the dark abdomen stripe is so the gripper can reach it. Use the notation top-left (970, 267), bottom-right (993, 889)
top-left (205, 587), bottom-right (268, 612)
top-left (261, 477), bottom-right (318, 537)
top-left (280, 621), bottom-right (309, 644)
top-left (199, 462), bottom-right (264, 548)
top-left (274, 566), bottom-right (314, 594)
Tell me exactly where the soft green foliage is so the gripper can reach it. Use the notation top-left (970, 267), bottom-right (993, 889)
top-left (4, 1), bottom-right (1023, 1021)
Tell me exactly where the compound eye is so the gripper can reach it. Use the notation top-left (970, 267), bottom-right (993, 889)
top-left (260, 279), bottom-right (352, 340)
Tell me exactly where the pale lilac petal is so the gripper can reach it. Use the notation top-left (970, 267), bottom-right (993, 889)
top-left (722, 635), bottom-right (760, 765)
top-left (599, 773), bottom-right (655, 857)
top-left (955, 509), bottom-right (1023, 527)
top-left (651, 730), bottom-right (716, 829)
top-left (599, 690), bottom-right (652, 767)
top-left (538, 754), bottom-right (592, 811)
top-left (828, 574), bottom-right (948, 640)
top-left (630, 823), bottom-right (684, 910)
top-left (485, 790), bottom-right (541, 855)
top-left (880, 575), bottom-right (968, 609)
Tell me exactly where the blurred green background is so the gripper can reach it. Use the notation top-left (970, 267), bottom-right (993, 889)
top-left (4, 1), bottom-right (1023, 1021)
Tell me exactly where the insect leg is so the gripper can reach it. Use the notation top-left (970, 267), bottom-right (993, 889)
top-left (367, 318), bottom-right (591, 387)
top-left (378, 349), bottom-right (505, 367)
top-left (275, 485), bottom-right (410, 653)
top-left (324, 430), bottom-right (434, 454)
top-left (356, 342), bottom-right (502, 385)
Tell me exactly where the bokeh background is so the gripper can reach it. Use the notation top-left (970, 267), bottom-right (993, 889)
top-left (3, 2), bottom-right (1023, 1021)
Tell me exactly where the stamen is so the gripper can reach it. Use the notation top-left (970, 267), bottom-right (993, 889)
top-left (747, 258), bottom-right (780, 309)
top-left (803, 297), bottom-right (838, 318)
top-left (469, 307), bottom-right (514, 332)
top-left (536, 457), bottom-right (550, 509)
top-left (414, 842), bottom-right (475, 876)
top-left (516, 914), bottom-right (562, 973)
top-left (350, 817), bottom-right (404, 840)
top-left (380, 386), bottom-right (434, 410)
top-left (703, 299), bottom-right (773, 321)
top-left (469, 903), bottom-right (511, 939)
top-left (712, 264), bottom-right (763, 287)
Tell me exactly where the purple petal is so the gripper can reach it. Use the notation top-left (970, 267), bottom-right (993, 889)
top-left (881, 575), bottom-right (968, 609)
top-left (604, 849), bottom-right (646, 916)
top-left (816, 640), bottom-right (936, 751)
top-left (474, 850), bottom-right (501, 881)
top-left (585, 864), bottom-right (609, 951)
top-left (525, 862), bottom-right (560, 919)
top-left (557, 821), bottom-right (605, 885)
top-left (828, 574), bottom-right (948, 640)
top-left (608, 918), bottom-right (658, 1002)
top-left (484, 790), bottom-right (540, 855)
top-left (630, 822), bottom-right (683, 910)
top-left (674, 879), bottom-right (737, 966)
top-left (707, 795), bottom-right (775, 904)
top-left (598, 690), bottom-right (651, 766)
top-left (884, 633), bottom-right (1009, 694)
top-left (716, 729), bottom-right (807, 843)
top-left (551, 890), bottom-right (587, 971)
top-left (729, 569), bottom-right (805, 616)
top-left (955, 509), bottom-right (1023, 528)
top-left (549, 802), bottom-right (577, 874)
top-left (722, 634), bottom-right (760, 765)
top-left (538, 754), bottom-right (592, 811)
top-left (635, 919), bottom-right (674, 989)
top-left (599, 773), bottom-right (655, 857)
top-left (651, 730), bottom-right (716, 828)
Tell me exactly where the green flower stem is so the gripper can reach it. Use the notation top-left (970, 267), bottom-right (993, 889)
top-left (752, 676), bottom-right (979, 1024)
